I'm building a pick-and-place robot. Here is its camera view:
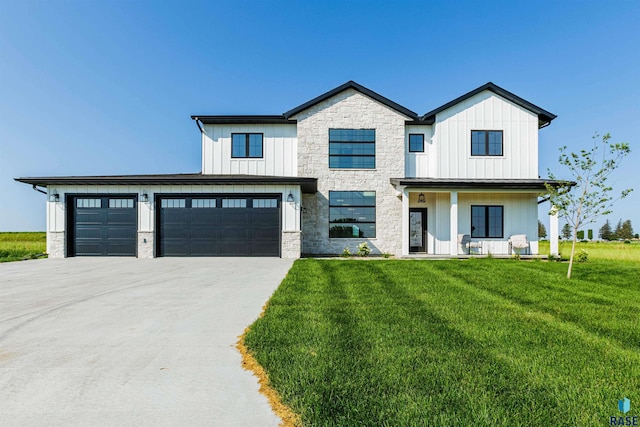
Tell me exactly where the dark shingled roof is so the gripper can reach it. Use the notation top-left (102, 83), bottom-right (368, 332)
top-left (15, 174), bottom-right (318, 193)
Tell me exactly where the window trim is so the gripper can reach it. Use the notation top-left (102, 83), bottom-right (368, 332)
top-left (471, 130), bottom-right (503, 157)
top-left (408, 134), bottom-right (425, 153)
top-left (231, 133), bottom-right (264, 159)
top-left (328, 190), bottom-right (376, 238)
top-left (471, 205), bottom-right (504, 238)
top-left (328, 128), bottom-right (376, 169)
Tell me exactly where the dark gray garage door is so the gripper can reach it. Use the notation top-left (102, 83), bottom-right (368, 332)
top-left (157, 195), bottom-right (281, 257)
top-left (70, 196), bottom-right (137, 256)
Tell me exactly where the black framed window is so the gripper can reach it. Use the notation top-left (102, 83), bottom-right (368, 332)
top-left (409, 134), bottom-right (424, 152)
top-left (232, 133), bottom-right (263, 158)
top-left (471, 205), bottom-right (503, 238)
top-left (329, 129), bottom-right (375, 169)
top-left (471, 130), bottom-right (503, 156)
top-left (329, 191), bottom-right (376, 238)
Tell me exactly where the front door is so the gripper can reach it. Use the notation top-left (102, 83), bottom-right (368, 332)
top-left (409, 208), bottom-right (427, 253)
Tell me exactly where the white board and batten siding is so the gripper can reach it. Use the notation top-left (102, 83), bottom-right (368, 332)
top-left (434, 90), bottom-right (539, 180)
top-left (405, 125), bottom-right (435, 178)
top-left (45, 184), bottom-right (301, 234)
top-left (202, 124), bottom-right (298, 176)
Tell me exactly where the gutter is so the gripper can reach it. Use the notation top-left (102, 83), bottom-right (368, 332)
top-left (32, 185), bottom-right (47, 195)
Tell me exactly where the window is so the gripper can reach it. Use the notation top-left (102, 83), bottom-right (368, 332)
top-left (232, 133), bottom-right (263, 158)
top-left (471, 130), bottom-right (503, 156)
top-left (222, 199), bottom-right (247, 208)
top-left (161, 199), bottom-right (186, 208)
top-left (108, 199), bottom-right (134, 209)
top-left (471, 205), bottom-right (503, 238)
top-left (76, 198), bottom-right (101, 208)
top-left (329, 129), bottom-right (375, 169)
top-left (409, 134), bottom-right (424, 152)
top-left (253, 199), bottom-right (278, 208)
top-left (192, 199), bottom-right (217, 208)
top-left (329, 191), bottom-right (376, 238)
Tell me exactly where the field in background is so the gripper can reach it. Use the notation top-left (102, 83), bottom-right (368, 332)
top-left (0, 232), bottom-right (46, 262)
top-left (539, 240), bottom-right (640, 261)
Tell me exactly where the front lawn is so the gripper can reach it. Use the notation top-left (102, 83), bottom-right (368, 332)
top-left (0, 232), bottom-right (46, 262)
top-left (244, 259), bottom-right (640, 426)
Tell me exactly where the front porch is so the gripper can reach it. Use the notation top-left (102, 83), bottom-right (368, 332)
top-left (390, 178), bottom-right (560, 257)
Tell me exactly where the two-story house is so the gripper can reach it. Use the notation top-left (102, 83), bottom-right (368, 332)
top-left (17, 81), bottom-right (561, 259)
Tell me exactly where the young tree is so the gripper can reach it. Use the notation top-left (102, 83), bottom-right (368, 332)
top-left (599, 219), bottom-right (613, 240)
top-left (619, 220), bottom-right (634, 240)
top-left (546, 133), bottom-right (632, 278)
top-left (562, 223), bottom-right (572, 240)
top-left (538, 220), bottom-right (547, 239)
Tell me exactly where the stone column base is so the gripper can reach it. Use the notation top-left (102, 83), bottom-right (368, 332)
top-left (137, 232), bottom-right (155, 258)
top-left (281, 231), bottom-right (301, 259)
top-left (47, 231), bottom-right (65, 258)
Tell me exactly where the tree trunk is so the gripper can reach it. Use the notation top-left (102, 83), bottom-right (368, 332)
top-left (567, 229), bottom-right (577, 279)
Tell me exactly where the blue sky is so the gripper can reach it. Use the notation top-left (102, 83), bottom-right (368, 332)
top-left (1, 0), bottom-right (638, 234)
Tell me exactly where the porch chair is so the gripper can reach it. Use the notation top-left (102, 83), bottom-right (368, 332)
top-left (508, 234), bottom-right (530, 255)
top-left (458, 234), bottom-right (483, 255)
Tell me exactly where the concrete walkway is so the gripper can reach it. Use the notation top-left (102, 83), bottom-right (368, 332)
top-left (0, 257), bottom-right (293, 426)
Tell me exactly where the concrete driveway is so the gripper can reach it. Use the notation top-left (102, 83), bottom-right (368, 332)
top-left (0, 257), bottom-right (293, 426)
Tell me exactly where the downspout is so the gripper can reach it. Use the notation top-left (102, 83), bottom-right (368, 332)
top-left (32, 185), bottom-right (47, 195)
top-left (193, 117), bottom-right (205, 134)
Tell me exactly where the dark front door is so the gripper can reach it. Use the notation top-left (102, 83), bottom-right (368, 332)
top-left (70, 196), bottom-right (137, 256)
top-left (409, 208), bottom-right (427, 253)
top-left (157, 195), bottom-right (281, 257)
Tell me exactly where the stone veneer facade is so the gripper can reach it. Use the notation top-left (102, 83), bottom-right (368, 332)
top-left (296, 89), bottom-right (406, 256)
top-left (281, 231), bottom-right (301, 259)
top-left (47, 231), bottom-right (65, 258)
top-left (137, 232), bottom-right (154, 259)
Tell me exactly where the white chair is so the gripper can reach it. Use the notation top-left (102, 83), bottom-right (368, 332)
top-left (458, 234), bottom-right (483, 255)
top-left (508, 234), bottom-right (530, 255)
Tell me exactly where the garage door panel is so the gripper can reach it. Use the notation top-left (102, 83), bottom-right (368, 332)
top-left (158, 196), bottom-right (280, 257)
top-left (71, 197), bottom-right (136, 257)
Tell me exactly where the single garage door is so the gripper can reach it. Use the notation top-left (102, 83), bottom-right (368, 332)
top-left (157, 195), bottom-right (281, 257)
top-left (69, 196), bottom-right (137, 256)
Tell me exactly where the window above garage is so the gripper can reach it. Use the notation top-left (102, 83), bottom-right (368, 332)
top-left (232, 133), bottom-right (263, 158)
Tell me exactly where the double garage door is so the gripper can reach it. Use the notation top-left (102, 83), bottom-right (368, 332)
top-left (157, 195), bottom-right (281, 257)
top-left (68, 195), bottom-right (281, 257)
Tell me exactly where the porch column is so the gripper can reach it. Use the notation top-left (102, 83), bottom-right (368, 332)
top-left (401, 187), bottom-right (409, 256)
top-left (450, 191), bottom-right (458, 255)
top-left (550, 205), bottom-right (559, 256)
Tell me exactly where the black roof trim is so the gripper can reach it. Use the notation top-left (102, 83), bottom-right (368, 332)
top-left (15, 174), bottom-right (318, 193)
top-left (192, 115), bottom-right (295, 125)
top-left (420, 82), bottom-right (557, 128)
top-left (390, 178), bottom-right (572, 190)
top-left (283, 80), bottom-right (418, 119)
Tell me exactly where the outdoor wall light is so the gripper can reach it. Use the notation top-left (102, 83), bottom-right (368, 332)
top-left (287, 192), bottom-right (294, 203)
top-left (51, 191), bottom-right (60, 202)
top-left (141, 193), bottom-right (149, 202)
top-left (417, 193), bottom-right (426, 203)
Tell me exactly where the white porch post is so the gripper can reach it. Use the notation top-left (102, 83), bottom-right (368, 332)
top-left (550, 205), bottom-right (559, 256)
top-left (450, 191), bottom-right (458, 255)
top-left (401, 187), bottom-right (409, 256)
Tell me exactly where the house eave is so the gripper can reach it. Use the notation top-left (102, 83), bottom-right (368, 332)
top-left (15, 174), bottom-right (318, 193)
top-left (191, 115), bottom-right (296, 125)
top-left (390, 178), bottom-right (573, 191)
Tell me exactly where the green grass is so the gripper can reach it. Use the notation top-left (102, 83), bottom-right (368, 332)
top-left (539, 240), bottom-right (640, 261)
top-left (0, 232), bottom-right (47, 262)
top-left (245, 259), bottom-right (640, 426)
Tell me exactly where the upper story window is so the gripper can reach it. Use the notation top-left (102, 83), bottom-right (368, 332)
top-left (232, 133), bottom-right (263, 158)
top-left (409, 134), bottom-right (424, 152)
top-left (329, 129), bottom-right (375, 169)
top-left (471, 205), bottom-right (503, 238)
top-left (471, 130), bottom-right (503, 156)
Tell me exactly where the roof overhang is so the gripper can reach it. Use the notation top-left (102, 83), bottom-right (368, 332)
top-left (15, 174), bottom-right (318, 193)
top-left (390, 178), bottom-right (573, 191)
top-left (192, 115), bottom-right (296, 125)
top-left (283, 80), bottom-right (418, 119)
top-left (420, 82), bottom-right (557, 128)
